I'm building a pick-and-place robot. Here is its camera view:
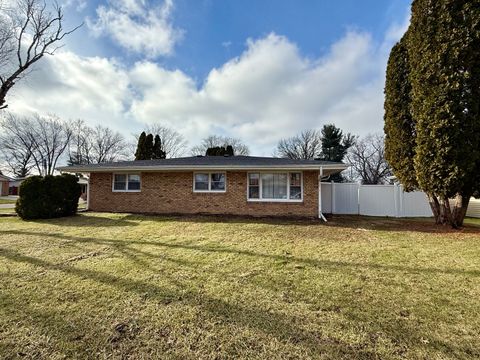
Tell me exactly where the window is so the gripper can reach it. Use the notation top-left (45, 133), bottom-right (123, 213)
top-left (194, 173), bottom-right (226, 192)
top-left (113, 174), bottom-right (141, 192)
top-left (247, 172), bottom-right (302, 201)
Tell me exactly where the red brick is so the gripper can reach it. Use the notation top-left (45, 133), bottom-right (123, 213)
top-left (89, 171), bottom-right (319, 217)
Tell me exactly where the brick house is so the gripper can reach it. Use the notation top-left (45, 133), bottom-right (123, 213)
top-left (58, 156), bottom-right (346, 218)
top-left (0, 174), bottom-right (10, 196)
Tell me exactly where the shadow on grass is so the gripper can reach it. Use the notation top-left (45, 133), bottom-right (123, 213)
top-left (3, 229), bottom-right (480, 278)
top-left (0, 246), bottom-right (383, 358)
top-left (87, 212), bottom-right (480, 234)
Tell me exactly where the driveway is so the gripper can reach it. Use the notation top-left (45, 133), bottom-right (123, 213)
top-left (0, 196), bottom-right (18, 209)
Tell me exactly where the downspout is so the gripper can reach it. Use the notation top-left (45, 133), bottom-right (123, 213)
top-left (318, 166), bottom-right (327, 222)
top-left (86, 176), bottom-right (90, 211)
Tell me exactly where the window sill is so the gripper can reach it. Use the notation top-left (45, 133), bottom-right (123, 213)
top-left (112, 190), bottom-right (141, 193)
top-left (193, 190), bottom-right (226, 194)
top-left (247, 199), bottom-right (303, 203)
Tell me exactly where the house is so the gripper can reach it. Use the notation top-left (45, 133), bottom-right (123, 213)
top-left (0, 174), bottom-right (11, 196)
top-left (58, 156), bottom-right (347, 218)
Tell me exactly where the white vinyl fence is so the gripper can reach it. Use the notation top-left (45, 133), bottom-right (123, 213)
top-left (321, 182), bottom-right (480, 218)
top-left (320, 182), bottom-right (432, 217)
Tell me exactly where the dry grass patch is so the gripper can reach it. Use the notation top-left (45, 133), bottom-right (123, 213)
top-left (0, 213), bottom-right (479, 359)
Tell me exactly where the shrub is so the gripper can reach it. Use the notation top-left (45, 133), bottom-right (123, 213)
top-left (15, 174), bottom-right (81, 220)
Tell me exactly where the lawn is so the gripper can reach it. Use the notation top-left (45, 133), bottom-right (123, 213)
top-left (0, 198), bottom-right (16, 205)
top-left (0, 213), bottom-right (479, 359)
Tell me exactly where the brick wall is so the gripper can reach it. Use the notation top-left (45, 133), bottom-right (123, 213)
top-left (89, 171), bottom-right (319, 217)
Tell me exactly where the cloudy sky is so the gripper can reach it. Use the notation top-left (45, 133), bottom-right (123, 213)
top-left (6, 0), bottom-right (411, 156)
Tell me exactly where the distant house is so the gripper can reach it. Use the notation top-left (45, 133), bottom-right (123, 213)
top-left (58, 155), bottom-right (346, 218)
top-left (0, 174), bottom-right (10, 196)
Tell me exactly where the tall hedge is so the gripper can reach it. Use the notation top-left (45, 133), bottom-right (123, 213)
top-left (15, 174), bottom-right (81, 220)
top-left (384, 35), bottom-right (417, 191)
top-left (384, 0), bottom-right (480, 227)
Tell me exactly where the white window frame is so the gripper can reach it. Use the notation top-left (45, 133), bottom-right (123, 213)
top-left (193, 172), bottom-right (227, 193)
top-left (112, 173), bottom-right (141, 192)
top-left (247, 171), bottom-right (303, 202)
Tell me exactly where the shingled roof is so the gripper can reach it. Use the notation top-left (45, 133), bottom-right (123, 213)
top-left (57, 155), bottom-right (347, 173)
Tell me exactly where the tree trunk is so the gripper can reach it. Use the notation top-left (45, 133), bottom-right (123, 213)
top-left (450, 194), bottom-right (471, 228)
top-left (427, 194), bottom-right (443, 224)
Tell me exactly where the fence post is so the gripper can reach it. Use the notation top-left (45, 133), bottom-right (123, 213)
top-left (331, 181), bottom-right (335, 214)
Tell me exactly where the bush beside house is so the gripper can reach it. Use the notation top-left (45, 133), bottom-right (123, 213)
top-left (15, 174), bottom-right (81, 220)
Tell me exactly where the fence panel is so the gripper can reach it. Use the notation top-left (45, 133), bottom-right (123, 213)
top-left (320, 183), bottom-right (332, 214)
top-left (333, 183), bottom-right (359, 214)
top-left (359, 185), bottom-right (397, 216)
top-left (467, 199), bottom-right (480, 218)
top-left (400, 190), bottom-right (432, 217)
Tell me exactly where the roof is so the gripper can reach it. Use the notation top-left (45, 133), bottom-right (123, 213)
top-left (0, 174), bottom-right (12, 181)
top-left (57, 155), bottom-right (347, 173)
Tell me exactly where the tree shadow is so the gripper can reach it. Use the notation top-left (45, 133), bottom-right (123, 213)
top-left (0, 247), bottom-right (380, 358)
top-left (323, 215), bottom-right (480, 234)
top-left (30, 214), bottom-right (140, 227)
top-left (1, 246), bottom-right (476, 358)
top-left (3, 229), bottom-right (479, 277)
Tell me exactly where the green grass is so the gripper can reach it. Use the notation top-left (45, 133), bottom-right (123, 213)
top-left (0, 198), bottom-right (16, 205)
top-left (0, 213), bottom-right (479, 359)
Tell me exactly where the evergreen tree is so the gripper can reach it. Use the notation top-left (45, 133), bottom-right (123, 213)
top-left (384, 35), bottom-right (417, 191)
top-left (135, 132), bottom-right (147, 160)
top-left (318, 124), bottom-right (355, 182)
top-left (205, 146), bottom-right (234, 156)
top-left (144, 134), bottom-right (154, 159)
top-left (153, 135), bottom-right (166, 159)
top-left (384, 0), bottom-right (480, 227)
top-left (226, 145), bottom-right (234, 156)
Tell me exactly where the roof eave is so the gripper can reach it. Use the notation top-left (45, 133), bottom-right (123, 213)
top-left (57, 164), bottom-right (348, 173)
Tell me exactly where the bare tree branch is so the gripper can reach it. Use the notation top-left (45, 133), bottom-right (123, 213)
top-left (0, 0), bottom-right (82, 109)
top-left (345, 133), bottom-right (392, 184)
top-left (274, 129), bottom-right (322, 159)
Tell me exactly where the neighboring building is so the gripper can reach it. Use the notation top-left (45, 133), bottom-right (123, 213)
top-left (58, 156), bottom-right (346, 218)
top-left (0, 174), bottom-right (10, 196)
top-left (8, 177), bottom-right (27, 195)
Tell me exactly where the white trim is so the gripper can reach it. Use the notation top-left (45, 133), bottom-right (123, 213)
top-left (193, 172), bottom-right (227, 193)
top-left (86, 177), bottom-right (90, 210)
top-left (318, 167), bottom-right (327, 221)
top-left (246, 171), bottom-right (303, 203)
top-left (112, 173), bottom-right (142, 192)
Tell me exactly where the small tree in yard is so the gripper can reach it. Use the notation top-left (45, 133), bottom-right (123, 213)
top-left (384, 0), bottom-right (480, 227)
top-left (15, 173), bottom-right (81, 220)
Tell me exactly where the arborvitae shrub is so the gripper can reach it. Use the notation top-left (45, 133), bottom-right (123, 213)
top-left (15, 174), bottom-right (81, 220)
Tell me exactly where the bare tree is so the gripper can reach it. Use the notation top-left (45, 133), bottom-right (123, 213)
top-left (29, 113), bottom-right (72, 175)
top-left (69, 119), bottom-right (128, 164)
top-left (345, 133), bottom-right (392, 184)
top-left (141, 124), bottom-right (187, 158)
top-left (191, 135), bottom-right (250, 156)
top-left (0, 0), bottom-right (81, 109)
top-left (0, 112), bottom-right (35, 176)
top-left (275, 129), bottom-right (322, 159)
top-left (90, 125), bottom-right (128, 163)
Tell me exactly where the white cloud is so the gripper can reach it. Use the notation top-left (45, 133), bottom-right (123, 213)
top-left (129, 30), bottom-right (391, 153)
top-left (5, 14), bottom-right (409, 156)
top-left (87, 0), bottom-right (183, 58)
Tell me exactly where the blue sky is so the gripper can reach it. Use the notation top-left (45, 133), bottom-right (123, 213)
top-left (10, 0), bottom-right (411, 155)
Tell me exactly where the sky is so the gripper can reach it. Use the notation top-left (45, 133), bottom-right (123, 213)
top-left (6, 0), bottom-right (412, 156)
